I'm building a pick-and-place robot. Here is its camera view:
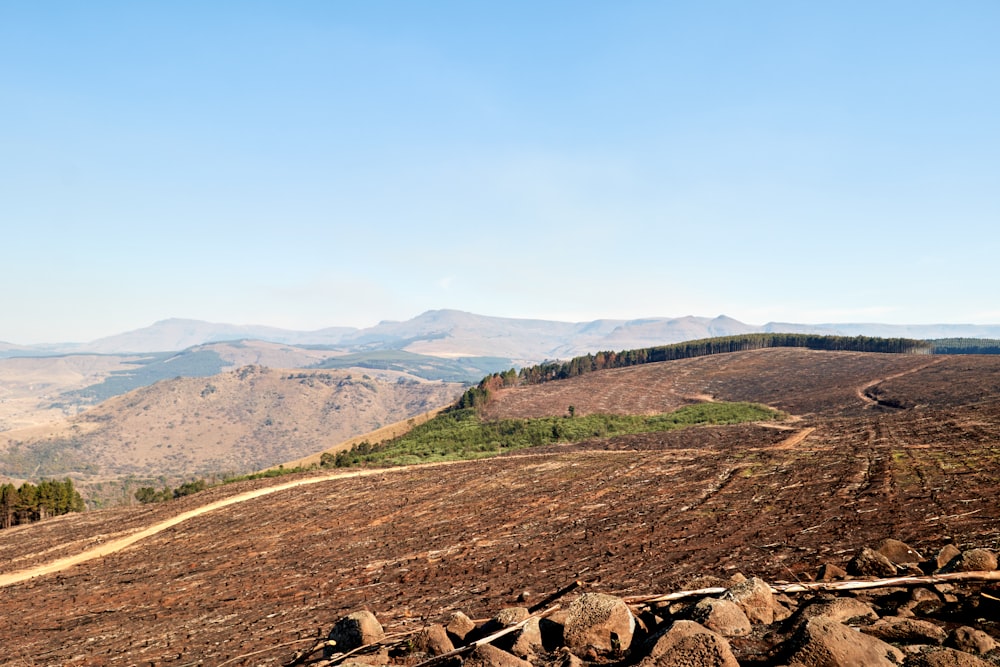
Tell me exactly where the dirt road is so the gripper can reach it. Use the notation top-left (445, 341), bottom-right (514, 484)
top-left (0, 467), bottom-right (397, 588)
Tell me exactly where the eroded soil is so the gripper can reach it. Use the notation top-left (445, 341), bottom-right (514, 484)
top-left (2, 349), bottom-right (1000, 665)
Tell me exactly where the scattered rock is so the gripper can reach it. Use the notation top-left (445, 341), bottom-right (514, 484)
top-left (326, 611), bottom-right (385, 657)
top-left (815, 563), bottom-right (848, 582)
top-left (848, 547), bottom-right (898, 577)
top-left (797, 597), bottom-right (879, 625)
top-left (323, 544), bottom-right (1000, 667)
top-left (947, 626), bottom-right (998, 655)
top-left (876, 538), bottom-right (923, 564)
top-left (723, 576), bottom-right (785, 624)
top-left (510, 618), bottom-right (544, 659)
top-left (562, 593), bottom-right (635, 657)
top-left (690, 598), bottom-right (752, 637)
top-left (904, 645), bottom-right (994, 666)
top-left (862, 616), bottom-right (947, 644)
top-left (948, 548), bottom-right (998, 573)
top-left (411, 624), bottom-right (454, 657)
top-left (446, 610), bottom-right (477, 642)
top-left (936, 545), bottom-right (962, 571)
top-left (495, 607), bottom-right (531, 627)
top-left (641, 620), bottom-right (739, 667)
top-left (465, 643), bottom-right (533, 667)
top-left (785, 616), bottom-right (905, 666)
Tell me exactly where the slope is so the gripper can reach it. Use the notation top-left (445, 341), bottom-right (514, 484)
top-left (2, 349), bottom-right (1000, 665)
top-left (0, 365), bottom-right (463, 484)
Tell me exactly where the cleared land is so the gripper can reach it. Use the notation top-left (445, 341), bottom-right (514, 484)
top-left (1, 348), bottom-right (999, 665)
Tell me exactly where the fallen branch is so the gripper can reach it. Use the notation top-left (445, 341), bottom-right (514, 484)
top-left (623, 570), bottom-right (1000, 605)
top-left (289, 628), bottom-right (425, 667)
top-left (220, 636), bottom-right (319, 667)
top-left (412, 604), bottom-right (561, 667)
top-left (528, 579), bottom-right (582, 613)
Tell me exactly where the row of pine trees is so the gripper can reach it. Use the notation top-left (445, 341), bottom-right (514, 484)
top-left (458, 333), bottom-right (945, 408)
top-left (0, 478), bottom-right (85, 529)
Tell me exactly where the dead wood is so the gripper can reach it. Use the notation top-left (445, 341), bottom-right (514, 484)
top-left (623, 570), bottom-right (1000, 606)
top-left (528, 579), bottom-right (583, 613)
top-left (412, 604), bottom-right (561, 667)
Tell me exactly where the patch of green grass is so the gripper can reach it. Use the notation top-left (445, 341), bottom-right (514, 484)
top-left (326, 402), bottom-right (784, 468)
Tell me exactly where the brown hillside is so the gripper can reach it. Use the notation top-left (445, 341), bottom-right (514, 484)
top-left (0, 365), bottom-right (463, 483)
top-left (1, 349), bottom-right (1000, 665)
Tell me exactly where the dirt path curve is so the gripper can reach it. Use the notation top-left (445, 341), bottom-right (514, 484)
top-left (0, 466), bottom-right (436, 589)
top-left (0, 450), bottom-right (634, 589)
top-left (856, 358), bottom-right (946, 407)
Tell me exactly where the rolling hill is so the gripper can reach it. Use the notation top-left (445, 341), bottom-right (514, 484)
top-left (0, 365), bottom-right (463, 492)
top-left (2, 347), bottom-right (1000, 664)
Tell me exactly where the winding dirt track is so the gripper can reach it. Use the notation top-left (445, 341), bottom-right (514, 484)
top-left (0, 468), bottom-right (405, 588)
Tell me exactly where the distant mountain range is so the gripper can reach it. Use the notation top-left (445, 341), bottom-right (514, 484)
top-left (4, 310), bottom-right (1000, 362)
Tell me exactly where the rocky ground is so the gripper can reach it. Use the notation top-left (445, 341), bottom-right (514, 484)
top-left (305, 538), bottom-right (1000, 666)
top-left (1, 349), bottom-right (1000, 665)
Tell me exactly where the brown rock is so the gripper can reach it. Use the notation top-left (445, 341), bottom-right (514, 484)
top-left (411, 624), bottom-right (454, 657)
top-left (947, 626), bottom-right (998, 655)
top-left (862, 616), bottom-right (947, 644)
top-left (723, 577), bottom-right (782, 625)
top-left (642, 620), bottom-right (739, 667)
top-left (786, 616), bottom-right (905, 666)
top-left (936, 545), bottom-right (962, 571)
top-left (446, 610), bottom-right (477, 642)
top-left (510, 617), bottom-right (544, 659)
top-left (465, 644), bottom-right (533, 667)
top-left (904, 645), bottom-right (994, 666)
top-left (563, 593), bottom-right (635, 657)
top-left (876, 538), bottom-right (923, 564)
top-left (798, 597), bottom-right (879, 625)
top-left (553, 646), bottom-right (585, 667)
top-left (816, 563), bottom-right (848, 582)
top-left (848, 547), bottom-right (898, 577)
top-left (690, 598), bottom-right (752, 637)
top-left (950, 548), bottom-right (998, 573)
top-left (326, 611), bottom-right (385, 657)
top-left (494, 607), bottom-right (530, 627)
top-left (341, 652), bottom-right (390, 667)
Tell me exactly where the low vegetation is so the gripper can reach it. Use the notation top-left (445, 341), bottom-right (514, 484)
top-left (321, 402), bottom-right (783, 468)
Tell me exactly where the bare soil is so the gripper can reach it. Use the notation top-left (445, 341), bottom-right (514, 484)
top-left (2, 349), bottom-right (1000, 665)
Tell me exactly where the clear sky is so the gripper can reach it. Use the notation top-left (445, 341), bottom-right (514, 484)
top-left (3, 1), bottom-right (999, 344)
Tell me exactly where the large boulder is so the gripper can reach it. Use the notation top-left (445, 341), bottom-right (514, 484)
top-left (464, 644), bottom-right (533, 667)
top-left (411, 624), bottom-right (454, 657)
top-left (936, 545), bottom-right (962, 571)
top-left (722, 577), bottom-right (785, 624)
top-left (797, 597), bottom-right (879, 625)
top-left (862, 616), bottom-right (947, 644)
top-left (949, 549), bottom-right (998, 573)
top-left (562, 593), bottom-right (635, 658)
top-left (947, 626), bottom-right (998, 655)
top-left (446, 610), bottom-right (477, 643)
top-left (786, 616), bottom-right (905, 666)
top-left (861, 616), bottom-right (948, 644)
top-left (690, 598), bottom-right (752, 637)
top-left (876, 538), bottom-right (923, 564)
top-left (848, 547), bottom-right (898, 577)
top-left (640, 620), bottom-right (739, 667)
top-left (510, 618), bottom-right (544, 659)
top-left (904, 646), bottom-right (994, 666)
top-left (495, 607), bottom-right (531, 627)
top-left (325, 611), bottom-right (385, 658)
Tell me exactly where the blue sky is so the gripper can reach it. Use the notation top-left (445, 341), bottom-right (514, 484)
top-left (3, 2), bottom-right (999, 343)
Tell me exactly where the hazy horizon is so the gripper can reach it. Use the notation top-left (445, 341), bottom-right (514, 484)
top-left (4, 2), bottom-right (999, 343)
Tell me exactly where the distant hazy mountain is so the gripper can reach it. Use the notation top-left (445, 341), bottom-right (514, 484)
top-left (5, 310), bottom-right (1000, 361)
top-left (80, 318), bottom-right (357, 354)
